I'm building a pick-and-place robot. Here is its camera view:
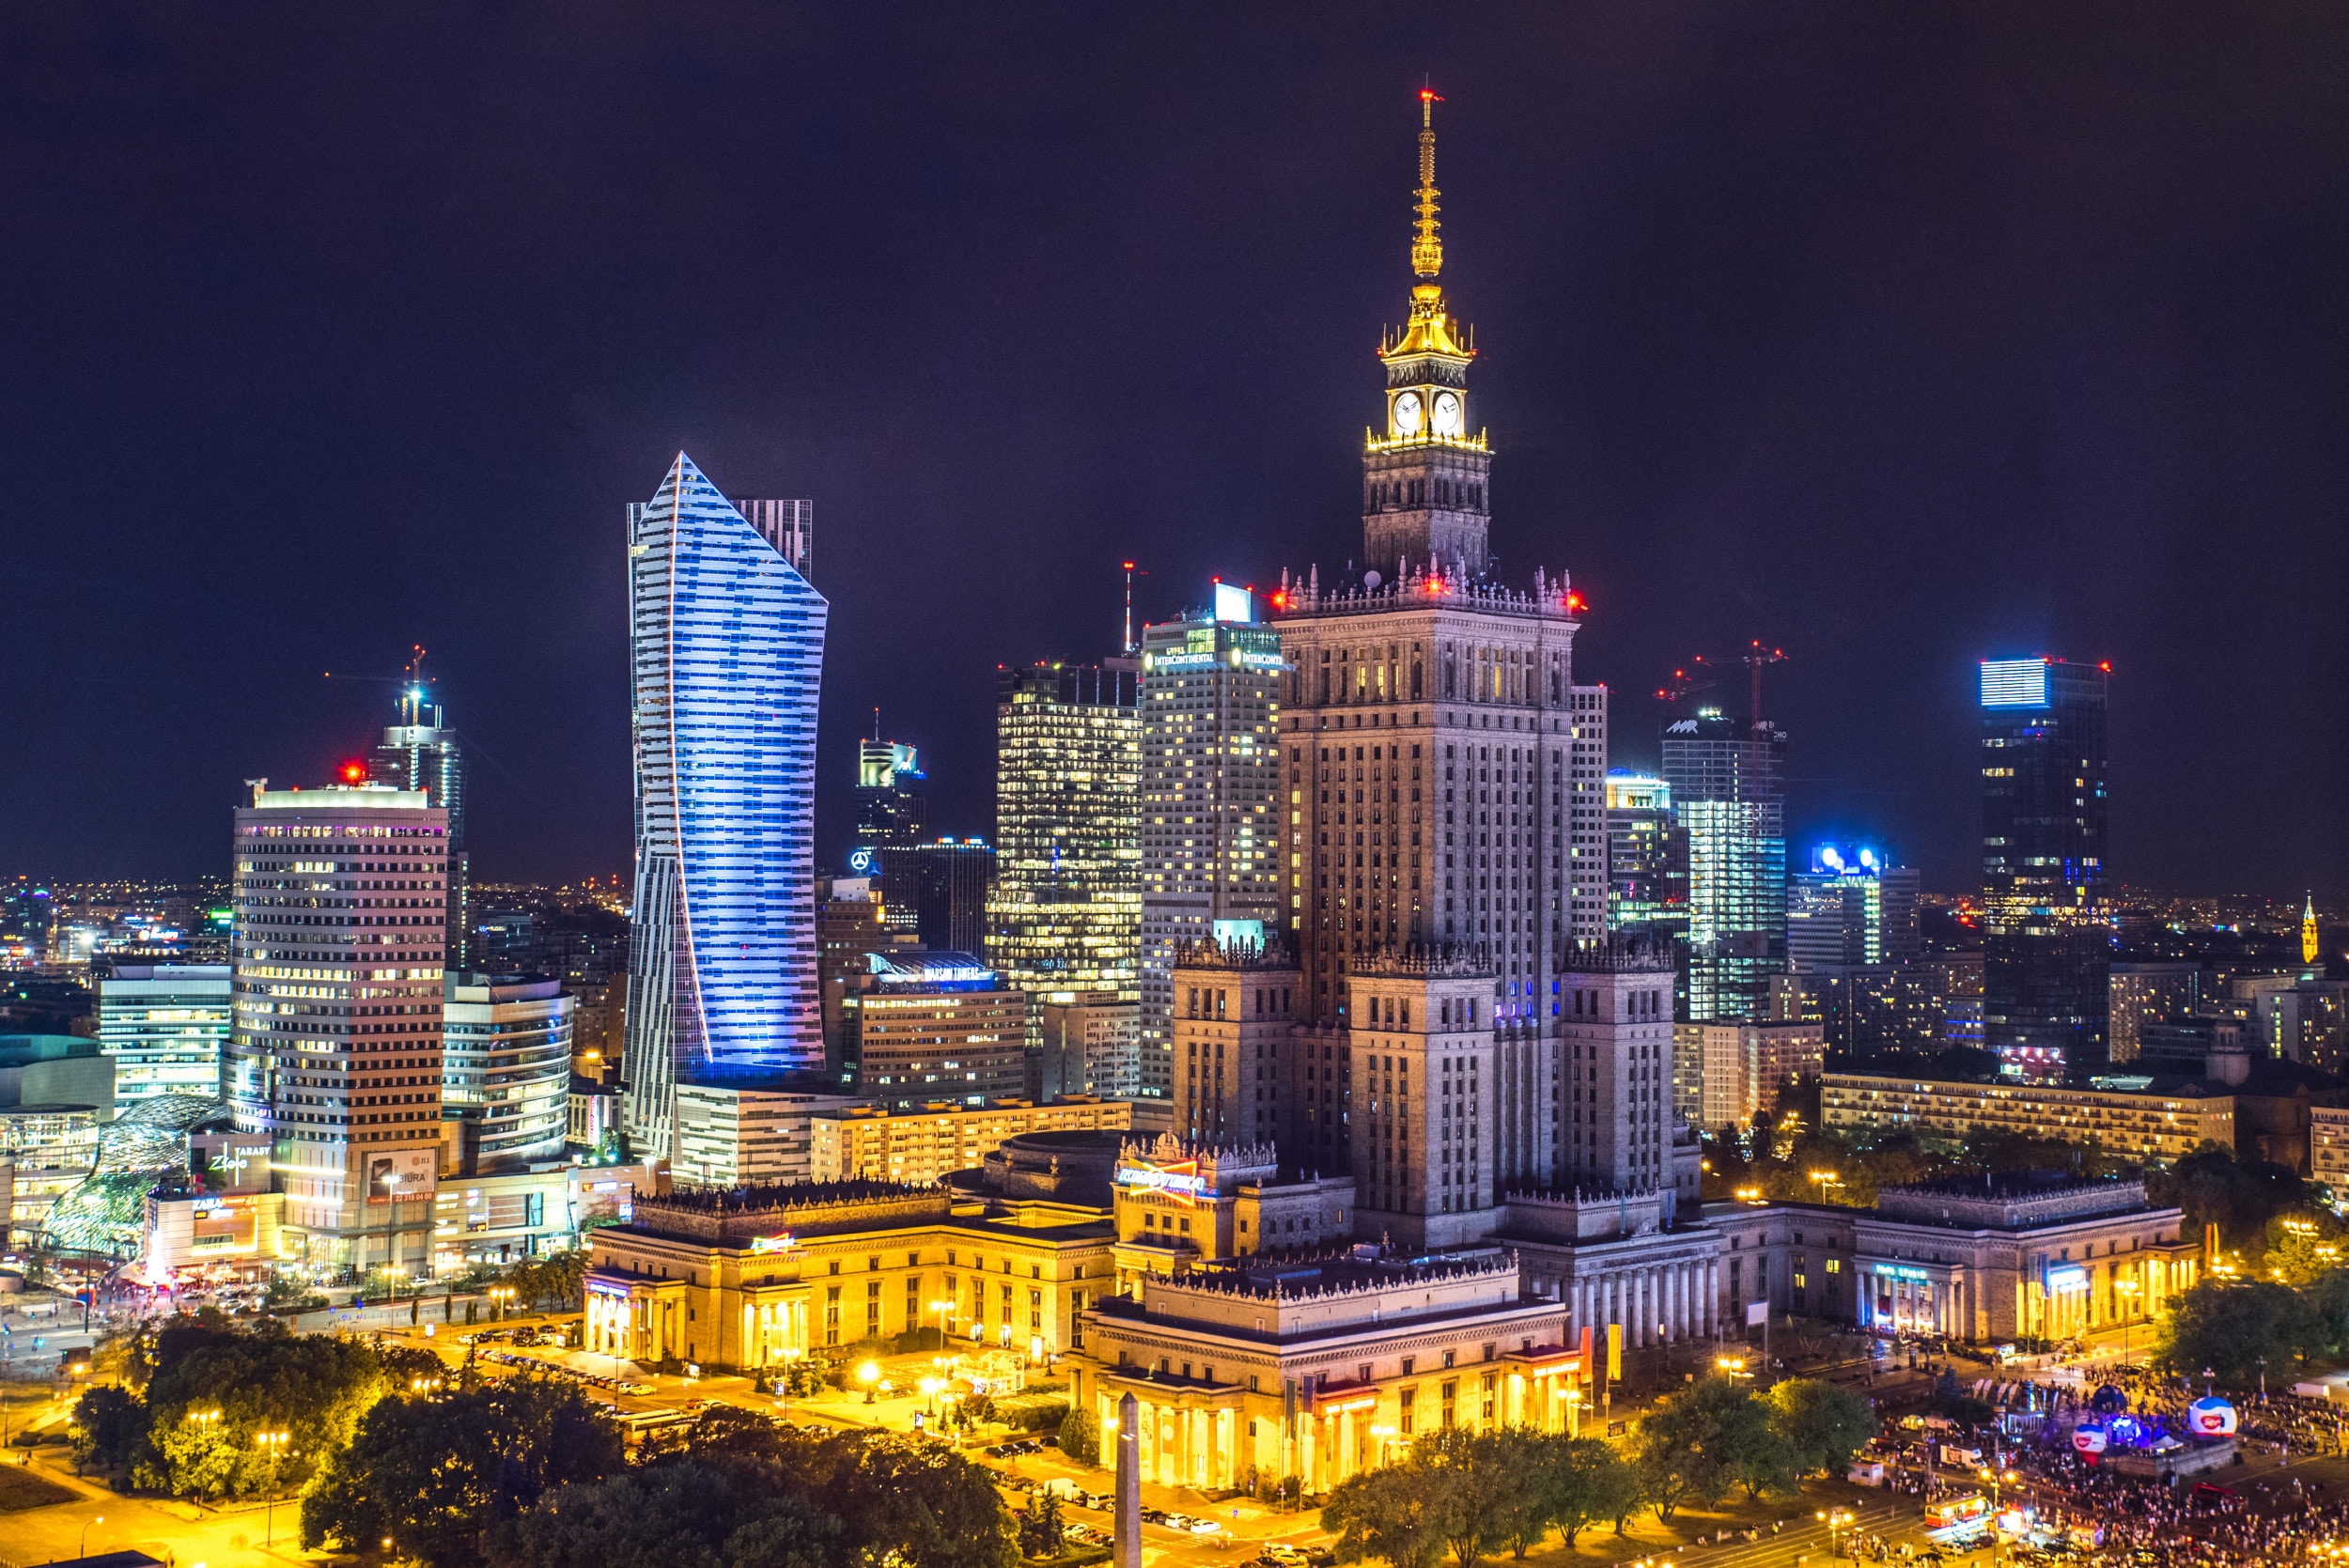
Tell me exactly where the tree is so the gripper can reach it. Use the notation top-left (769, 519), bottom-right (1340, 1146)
top-left (1323, 1464), bottom-right (1445, 1568)
top-left (1412, 1428), bottom-right (1510, 1568)
top-left (134, 1315), bottom-right (387, 1499)
top-left (1018, 1490), bottom-right (1066, 1558)
top-left (1628, 1376), bottom-right (1753, 1519)
top-left (1477, 1431), bottom-right (1555, 1560)
top-left (70, 1384), bottom-right (148, 1473)
top-left (2155, 1280), bottom-right (2326, 1383)
top-left (303, 1377), bottom-right (625, 1565)
top-left (1766, 1378), bottom-right (1878, 1479)
top-left (2148, 1147), bottom-right (2306, 1253)
top-left (1057, 1407), bottom-right (1100, 1467)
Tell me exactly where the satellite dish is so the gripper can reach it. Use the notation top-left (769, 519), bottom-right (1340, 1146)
top-left (1362, 570), bottom-right (1382, 590)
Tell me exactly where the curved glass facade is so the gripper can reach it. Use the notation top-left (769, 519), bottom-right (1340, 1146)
top-left (622, 454), bottom-right (828, 1160)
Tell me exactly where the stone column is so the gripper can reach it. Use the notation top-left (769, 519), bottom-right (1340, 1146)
top-left (1115, 1392), bottom-right (1141, 1568)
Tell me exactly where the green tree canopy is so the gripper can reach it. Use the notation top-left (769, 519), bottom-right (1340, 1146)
top-left (1766, 1378), bottom-right (1879, 1478)
top-left (1324, 1463), bottom-right (1445, 1568)
top-left (1629, 1375), bottom-right (1754, 1519)
top-left (2155, 1280), bottom-right (2327, 1384)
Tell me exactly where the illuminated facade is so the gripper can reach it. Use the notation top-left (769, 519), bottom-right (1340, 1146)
top-left (2107, 962), bottom-right (2201, 1065)
top-left (1139, 597), bottom-right (1284, 1101)
top-left (854, 738), bottom-right (926, 888)
top-left (622, 454), bottom-right (829, 1161)
top-left (810, 1096), bottom-right (1132, 1188)
top-left (1604, 771), bottom-right (1686, 947)
top-left (441, 975), bottom-right (571, 1172)
top-left (371, 691), bottom-right (469, 969)
top-left (583, 1182), bottom-right (1116, 1368)
top-left (1662, 712), bottom-right (1786, 1023)
top-left (1786, 848), bottom-right (1919, 970)
top-left (989, 662), bottom-right (1143, 1053)
top-left (840, 951), bottom-right (1027, 1110)
top-left (97, 963), bottom-right (230, 1105)
top-left (1820, 1070), bottom-right (2232, 1164)
top-left (228, 780), bottom-right (448, 1274)
top-left (1267, 99), bottom-right (1605, 1208)
top-left (1979, 657), bottom-right (2110, 1079)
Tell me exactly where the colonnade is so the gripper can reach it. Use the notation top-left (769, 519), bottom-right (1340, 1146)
top-left (1567, 1255), bottom-right (1719, 1346)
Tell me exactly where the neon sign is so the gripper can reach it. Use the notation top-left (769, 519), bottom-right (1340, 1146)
top-left (751, 1234), bottom-right (798, 1254)
top-left (1116, 1159), bottom-right (1206, 1205)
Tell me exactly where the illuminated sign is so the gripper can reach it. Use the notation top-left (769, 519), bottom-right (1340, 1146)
top-left (847, 846), bottom-right (878, 875)
top-left (1327, 1395), bottom-right (1377, 1414)
top-left (1980, 659), bottom-right (2050, 709)
top-left (1213, 582), bottom-right (1253, 624)
top-left (1116, 1159), bottom-right (1207, 1205)
top-left (2045, 1265), bottom-right (2088, 1292)
top-left (1876, 1265), bottom-right (1929, 1281)
top-left (750, 1234), bottom-right (798, 1255)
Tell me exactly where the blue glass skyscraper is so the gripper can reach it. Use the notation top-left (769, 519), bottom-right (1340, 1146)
top-left (622, 454), bottom-right (828, 1161)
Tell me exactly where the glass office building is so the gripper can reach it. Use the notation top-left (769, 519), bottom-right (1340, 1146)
top-left (622, 454), bottom-right (829, 1161)
top-left (988, 661), bottom-right (1143, 1052)
top-left (97, 963), bottom-right (231, 1105)
top-left (1662, 710), bottom-right (1786, 1022)
top-left (1980, 657), bottom-right (2110, 1080)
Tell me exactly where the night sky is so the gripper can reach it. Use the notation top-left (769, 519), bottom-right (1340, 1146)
top-left (5, 4), bottom-right (2344, 896)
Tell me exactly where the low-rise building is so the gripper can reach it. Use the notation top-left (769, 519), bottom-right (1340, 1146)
top-left (1691, 1020), bottom-right (1826, 1131)
top-left (1820, 1071), bottom-right (2234, 1163)
top-left (1106, 1134), bottom-right (1354, 1298)
top-left (1070, 1250), bottom-right (1579, 1498)
top-left (430, 1158), bottom-right (663, 1272)
top-left (2314, 1104), bottom-right (2349, 1195)
top-left (141, 1183), bottom-right (288, 1285)
top-left (584, 1181), bottom-right (1117, 1370)
top-left (810, 1097), bottom-right (1131, 1188)
top-left (1704, 1173), bottom-right (2200, 1343)
top-left (671, 1085), bottom-right (872, 1188)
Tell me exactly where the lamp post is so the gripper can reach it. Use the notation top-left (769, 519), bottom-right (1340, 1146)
top-left (382, 1172), bottom-right (403, 1312)
top-left (79, 1515), bottom-right (103, 1558)
top-left (1978, 1467), bottom-right (2020, 1563)
top-left (859, 1360), bottom-right (880, 1406)
top-left (257, 1430), bottom-right (289, 1545)
top-left (1716, 1355), bottom-right (1751, 1384)
top-left (1809, 1170), bottom-right (1843, 1203)
top-left (1816, 1507), bottom-right (1855, 1560)
top-left (1563, 1383), bottom-right (1581, 1439)
top-left (930, 1297), bottom-right (955, 1345)
top-left (490, 1285), bottom-right (514, 1323)
top-left (2114, 1278), bottom-right (2140, 1368)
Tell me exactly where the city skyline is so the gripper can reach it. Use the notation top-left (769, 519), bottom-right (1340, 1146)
top-left (5, 8), bottom-right (2346, 904)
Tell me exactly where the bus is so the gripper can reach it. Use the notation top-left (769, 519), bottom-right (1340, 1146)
top-left (1924, 1495), bottom-right (1990, 1532)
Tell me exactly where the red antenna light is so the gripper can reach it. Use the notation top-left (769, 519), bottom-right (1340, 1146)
top-left (339, 760), bottom-right (366, 784)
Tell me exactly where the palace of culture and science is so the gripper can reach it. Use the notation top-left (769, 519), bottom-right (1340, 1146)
top-left (1165, 94), bottom-right (1700, 1253)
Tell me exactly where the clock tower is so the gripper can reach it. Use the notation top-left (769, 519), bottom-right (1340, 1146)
top-left (1364, 91), bottom-right (1493, 579)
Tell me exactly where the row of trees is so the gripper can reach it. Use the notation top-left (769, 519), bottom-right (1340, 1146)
top-left (1324, 1376), bottom-right (1877, 1568)
top-left (74, 1311), bottom-right (397, 1499)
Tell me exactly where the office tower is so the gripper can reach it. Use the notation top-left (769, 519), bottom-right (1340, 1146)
top-left (621, 454), bottom-right (829, 1163)
top-left (853, 737), bottom-right (927, 873)
top-left (1034, 991), bottom-right (1142, 1099)
top-left (817, 878), bottom-right (926, 1068)
top-left (1268, 101), bottom-right (1600, 1197)
top-left (229, 779), bottom-right (446, 1275)
top-left (0, 879), bottom-right (57, 967)
top-left (1691, 1018), bottom-right (1827, 1132)
top-left (989, 661), bottom-right (1143, 1052)
top-left (1605, 772), bottom-right (1686, 938)
top-left (1979, 657), bottom-right (2110, 1080)
top-left (442, 975), bottom-right (572, 1172)
top-left (1787, 846), bottom-right (1920, 970)
top-left (1170, 940), bottom-right (1300, 1146)
top-left (1662, 710), bottom-right (1786, 1023)
top-left (371, 689), bottom-right (470, 970)
top-left (878, 838), bottom-right (997, 955)
top-left (731, 498), bottom-right (814, 582)
top-left (96, 963), bottom-right (230, 1106)
top-left (2106, 962), bottom-right (2200, 1065)
top-left (1560, 942), bottom-right (1679, 1197)
top-left (1138, 588), bottom-right (1284, 1102)
top-left (840, 951), bottom-right (1027, 1110)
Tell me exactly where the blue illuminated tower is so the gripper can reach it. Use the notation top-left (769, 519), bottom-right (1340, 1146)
top-left (621, 454), bottom-right (829, 1161)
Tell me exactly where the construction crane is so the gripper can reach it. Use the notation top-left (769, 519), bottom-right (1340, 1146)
top-left (1656, 641), bottom-right (1789, 737)
top-left (322, 644), bottom-right (436, 725)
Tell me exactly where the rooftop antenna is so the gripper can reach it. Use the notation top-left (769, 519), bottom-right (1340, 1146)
top-left (1122, 561), bottom-right (1147, 655)
top-left (871, 706), bottom-right (881, 744)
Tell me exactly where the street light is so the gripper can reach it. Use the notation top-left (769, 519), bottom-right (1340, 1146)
top-left (1716, 1355), bottom-right (1751, 1383)
top-left (2114, 1278), bottom-right (2141, 1367)
top-left (78, 1515), bottom-right (103, 1557)
top-left (859, 1360), bottom-right (881, 1405)
top-left (1809, 1170), bottom-right (1843, 1202)
top-left (257, 1430), bottom-right (289, 1545)
top-left (1816, 1507), bottom-right (1855, 1560)
top-left (490, 1285), bottom-right (515, 1323)
top-left (930, 1297), bottom-right (955, 1344)
top-left (1978, 1467), bottom-right (2021, 1562)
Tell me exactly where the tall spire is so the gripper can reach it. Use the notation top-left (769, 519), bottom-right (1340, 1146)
top-left (1412, 88), bottom-right (1443, 279)
top-left (2306, 893), bottom-right (2321, 967)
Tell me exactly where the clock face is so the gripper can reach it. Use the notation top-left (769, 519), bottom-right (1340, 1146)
top-left (1432, 391), bottom-right (1463, 436)
top-left (1392, 391), bottom-right (1423, 434)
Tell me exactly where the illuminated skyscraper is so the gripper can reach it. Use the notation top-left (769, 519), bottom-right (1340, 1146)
top-left (1605, 771), bottom-right (1687, 941)
top-left (1139, 588), bottom-right (1284, 1100)
top-left (853, 737), bottom-right (926, 871)
top-left (988, 661), bottom-right (1143, 1049)
top-left (1979, 657), bottom-right (2109, 1080)
top-left (228, 780), bottom-right (446, 1275)
top-left (97, 963), bottom-right (231, 1106)
top-left (1787, 846), bottom-right (1919, 970)
top-left (621, 454), bottom-right (829, 1162)
top-left (1662, 711), bottom-right (1786, 1022)
top-left (372, 691), bottom-right (468, 970)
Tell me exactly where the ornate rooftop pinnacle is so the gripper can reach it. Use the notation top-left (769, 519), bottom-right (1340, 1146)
top-left (1412, 88), bottom-right (1442, 280)
top-left (1381, 91), bottom-right (1472, 365)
